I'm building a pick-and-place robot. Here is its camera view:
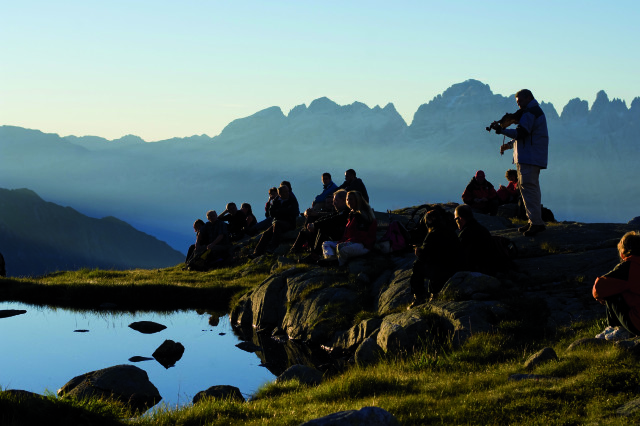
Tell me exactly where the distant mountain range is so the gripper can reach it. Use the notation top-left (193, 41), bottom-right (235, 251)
top-left (0, 79), bottom-right (638, 252)
top-left (0, 188), bottom-right (183, 277)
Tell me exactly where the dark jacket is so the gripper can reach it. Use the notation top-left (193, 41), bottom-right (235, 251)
top-left (418, 227), bottom-right (462, 287)
top-left (219, 210), bottom-right (246, 235)
top-left (197, 220), bottom-right (230, 248)
top-left (269, 196), bottom-right (300, 227)
top-left (462, 177), bottom-right (498, 206)
top-left (338, 178), bottom-right (369, 203)
top-left (314, 207), bottom-right (350, 241)
top-left (458, 218), bottom-right (498, 276)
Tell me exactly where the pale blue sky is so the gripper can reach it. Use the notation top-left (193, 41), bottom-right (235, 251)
top-left (1, 0), bottom-right (638, 141)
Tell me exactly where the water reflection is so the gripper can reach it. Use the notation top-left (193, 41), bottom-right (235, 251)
top-left (0, 302), bottom-right (275, 406)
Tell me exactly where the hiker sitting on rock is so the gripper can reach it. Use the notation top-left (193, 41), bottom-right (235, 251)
top-left (592, 231), bottom-right (640, 341)
top-left (337, 169), bottom-right (369, 204)
top-left (455, 204), bottom-right (498, 276)
top-left (461, 170), bottom-right (499, 216)
top-left (240, 203), bottom-right (257, 235)
top-left (186, 210), bottom-right (231, 269)
top-left (408, 207), bottom-right (462, 308)
top-left (248, 187), bottom-right (278, 235)
top-left (497, 169), bottom-right (520, 204)
top-left (185, 219), bottom-right (205, 264)
top-left (219, 202), bottom-right (247, 241)
top-left (290, 189), bottom-right (349, 263)
top-left (250, 185), bottom-right (300, 257)
top-left (320, 191), bottom-right (377, 266)
top-left (312, 172), bottom-right (339, 210)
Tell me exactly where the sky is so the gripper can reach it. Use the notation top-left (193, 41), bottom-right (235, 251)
top-left (2, 0), bottom-right (639, 142)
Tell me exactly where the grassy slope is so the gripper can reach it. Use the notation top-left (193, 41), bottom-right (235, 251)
top-left (2, 262), bottom-right (640, 424)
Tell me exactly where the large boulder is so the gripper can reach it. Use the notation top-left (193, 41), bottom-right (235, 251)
top-left (375, 268), bottom-right (413, 315)
top-left (152, 340), bottom-right (185, 369)
top-left (192, 385), bottom-right (245, 404)
top-left (300, 406), bottom-right (400, 426)
top-left (57, 364), bottom-right (161, 414)
top-left (354, 337), bottom-right (384, 366)
top-left (427, 300), bottom-right (503, 346)
top-left (331, 318), bottom-right (382, 354)
top-left (376, 310), bottom-right (439, 353)
top-left (276, 364), bottom-right (323, 386)
top-left (440, 271), bottom-right (502, 299)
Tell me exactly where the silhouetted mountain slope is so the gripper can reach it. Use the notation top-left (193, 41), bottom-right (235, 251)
top-left (0, 79), bottom-right (638, 251)
top-left (0, 188), bottom-right (183, 277)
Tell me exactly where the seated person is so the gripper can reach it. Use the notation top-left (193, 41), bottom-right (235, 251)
top-left (187, 210), bottom-right (231, 269)
top-left (593, 231), bottom-right (640, 341)
top-left (461, 170), bottom-right (499, 216)
top-left (320, 191), bottom-right (377, 266)
top-left (248, 187), bottom-right (278, 235)
top-left (337, 169), bottom-right (369, 203)
top-left (311, 172), bottom-right (339, 211)
top-left (290, 189), bottom-right (349, 262)
top-left (251, 185), bottom-right (300, 257)
top-left (240, 203), bottom-right (257, 234)
top-left (280, 180), bottom-right (300, 216)
top-left (218, 202), bottom-right (247, 241)
top-left (185, 219), bottom-right (205, 264)
top-left (497, 169), bottom-right (520, 204)
top-left (408, 207), bottom-right (462, 308)
top-left (454, 204), bottom-right (498, 276)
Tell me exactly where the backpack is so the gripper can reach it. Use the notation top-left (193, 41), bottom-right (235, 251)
top-left (376, 220), bottom-right (410, 253)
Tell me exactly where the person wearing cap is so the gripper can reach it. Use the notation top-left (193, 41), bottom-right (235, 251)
top-left (461, 170), bottom-right (498, 215)
top-left (494, 89), bottom-right (549, 237)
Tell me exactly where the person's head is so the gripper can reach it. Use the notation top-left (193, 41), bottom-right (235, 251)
top-left (278, 185), bottom-right (290, 199)
top-left (454, 204), bottom-right (474, 230)
top-left (346, 190), bottom-right (375, 222)
top-left (332, 189), bottom-right (347, 210)
top-left (226, 202), bottom-right (237, 213)
top-left (505, 169), bottom-right (518, 182)
top-left (618, 231), bottom-right (640, 260)
top-left (344, 169), bottom-right (356, 183)
top-left (424, 207), bottom-right (450, 231)
top-left (475, 170), bottom-right (486, 182)
top-left (206, 210), bottom-right (218, 222)
top-left (268, 187), bottom-right (278, 199)
top-left (193, 219), bottom-right (205, 232)
top-left (241, 203), bottom-right (252, 214)
top-left (280, 181), bottom-right (292, 193)
top-left (322, 172), bottom-right (332, 185)
top-left (516, 89), bottom-right (534, 109)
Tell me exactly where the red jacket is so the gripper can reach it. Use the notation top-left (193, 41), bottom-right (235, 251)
top-left (339, 212), bottom-right (378, 249)
top-left (593, 255), bottom-right (640, 331)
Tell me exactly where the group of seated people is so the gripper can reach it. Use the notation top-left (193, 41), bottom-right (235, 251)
top-left (461, 169), bottom-right (520, 216)
top-left (186, 169), bottom-right (374, 269)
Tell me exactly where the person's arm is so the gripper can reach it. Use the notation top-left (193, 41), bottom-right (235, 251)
top-left (593, 261), bottom-right (631, 302)
top-left (207, 234), bottom-right (224, 249)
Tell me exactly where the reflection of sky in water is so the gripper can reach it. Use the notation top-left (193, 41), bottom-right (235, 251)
top-left (0, 302), bottom-right (275, 406)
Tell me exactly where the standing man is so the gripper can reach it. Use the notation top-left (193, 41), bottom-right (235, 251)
top-left (495, 89), bottom-right (549, 237)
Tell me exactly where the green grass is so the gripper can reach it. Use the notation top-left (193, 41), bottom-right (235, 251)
top-left (3, 259), bottom-right (640, 425)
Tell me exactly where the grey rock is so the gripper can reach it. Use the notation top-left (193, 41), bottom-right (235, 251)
top-left (376, 310), bottom-right (436, 353)
top-left (332, 318), bottom-right (382, 353)
top-left (152, 340), bottom-right (185, 369)
top-left (440, 271), bottom-right (502, 298)
top-left (354, 337), bottom-right (384, 366)
top-left (276, 364), bottom-right (323, 386)
top-left (376, 268), bottom-right (413, 315)
top-left (617, 396), bottom-right (640, 417)
top-left (192, 385), bottom-right (245, 404)
top-left (128, 321), bottom-right (167, 334)
top-left (427, 300), bottom-right (500, 346)
top-left (524, 347), bottom-right (558, 370)
top-left (57, 364), bottom-right (161, 413)
top-left (299, 406), bottom-right (400, 426)
top-left (628, 216), bottom-right (640, 226)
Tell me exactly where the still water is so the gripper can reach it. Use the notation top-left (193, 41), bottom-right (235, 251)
top-left (0, 302), bottom-right (275, 407)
